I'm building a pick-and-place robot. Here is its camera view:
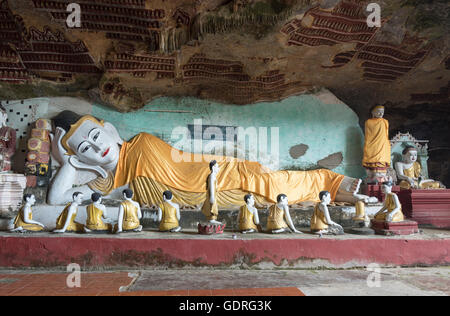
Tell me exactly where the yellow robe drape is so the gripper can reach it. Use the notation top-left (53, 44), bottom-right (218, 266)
top-left (375, 193), bottom-right (404, 222)
top-left (266, 205), bottom-right (288, 231)
top-left (310, 203), bottom-right (329, 232)
top-left (55, 203), bottom-right (85, 232)
top-left (13, 207), bottom-right (43, 232)
top-left (399, 162), bottom-right (441, 190)
top-left (86, 204), bottom-right (112, 231)
top-left (110, 133), bottom-right (345, 208)
top-left (159, 201), bottom-right (179, 231)
top-left (239, 205), bottom-right (258, 231)
top-left (363, 118), bottom-right (391, 170)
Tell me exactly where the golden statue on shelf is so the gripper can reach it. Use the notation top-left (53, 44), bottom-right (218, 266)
top-left (374, 181), bottom-right (404, 223)
top-left (266, 194), bottom-right (302, 234)
top-left (201, 160), bottom-right (222, 224)
top-left (238, 194), bottom-right (260, 234)
top-left (158, 190), bottom-right (181, 232)
top-left (53, 192), bottom-right (85, 233)
top-left (10, 194), bottom-right (45, 233)
top-left (115, 189), bottom-right (142, 234)
top-left (395, 146), bottom-right (445, 190)
top-left (310, 191), bottom-right (344, 235)
top-left (363, 105), bottom-right (391, 184)
top-left (85, 193), bottom-right (113, 233)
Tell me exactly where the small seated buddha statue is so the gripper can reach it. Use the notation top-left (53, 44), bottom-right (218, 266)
top-left (395, 146), bottom-right (445, 190)
top-left (157, 190), bottom-right (181, 232)
top-left (374, 181), bottom-right (404, 223)
top-left (84, 193), bottom-right (113, 233)
top-left (115, 189), bottom-right (142, 234)
top-left (53, 192), bottom-right (85, 233)
top-left (266, 194), bottom-right (302, 234)
top-left (10, 194), bottom-right (45, 233)
top-left (238, 194), bottom-right (261, 234)
top-left (310, 191), bottom-right (344, 235)
top-left (201, 160), bottom-right (222, 225)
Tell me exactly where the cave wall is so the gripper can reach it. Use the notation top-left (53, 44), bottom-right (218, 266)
top-left (2, 90), bottom-right (366, 180)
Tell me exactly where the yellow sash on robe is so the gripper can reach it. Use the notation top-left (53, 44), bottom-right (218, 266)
top-left (13, 206), bottom-right (43, 232)
top-left (266, 205), bottom-right (288, 231)
top-left (55, 203), bottom-right (85, 232)
top-left (310, 203), bottom-right (329, 232)
top-left (117, 200), bottom-right (140, 231)
top-left (159, 201), bottom-right (179, 231)
top-left (363, 118), bottom-right (391, 170)
top-left (239, 204), bottom-right (258, 231)
top-left (375, 193), bottom-right (404, 222)
top-left (399, 162), bottom-right (441, 190)
top-left (112, 133), bottom-right (345, 207)
top-left (86, 204), bottom-right (112, 231)
top-left (201, 177), bottom-right (219, 221)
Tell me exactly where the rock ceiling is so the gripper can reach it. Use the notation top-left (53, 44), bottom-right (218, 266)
top-left (0, 0), bottom-right (447, 111)
top-left (0, 0), bottom-right (449, 183)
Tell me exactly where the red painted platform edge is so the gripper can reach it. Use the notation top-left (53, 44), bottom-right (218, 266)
top-left (0, 236), bottom-right (449, 268)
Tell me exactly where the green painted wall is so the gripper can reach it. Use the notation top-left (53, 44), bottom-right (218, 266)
top-left (92, 93), bottom-right (365, 178)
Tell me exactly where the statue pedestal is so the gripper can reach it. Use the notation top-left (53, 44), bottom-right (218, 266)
top-left (0, 173), bottom-right (26, 216)
top-left (397, 189), bottom-right (450, 229)
top-left (198, 223), bottom-right (226, 235)
top-left (371, 219), bottom-right (419, 236)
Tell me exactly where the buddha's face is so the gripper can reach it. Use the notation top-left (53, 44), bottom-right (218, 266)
top-left (67, 119), bottom-right (120, 167)
top-left (372, 107), bottom-right (384, 118)
top-left (322, 193), bottom-right (331, 204)
top-left (246, 195), bottom-right (255, 207)
top-left (404, 150), bottom-right (418, 164)
top-left (74, 194), bottom-right (84, 204)
top-left (26, 195), bottom-right (36, 206)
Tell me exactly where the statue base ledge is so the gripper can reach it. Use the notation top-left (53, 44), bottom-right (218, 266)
top-left (198, 223), bottom-right (226, 235)
top-left (0, 229), bottom-right (448, 269)
top-left (371, 219), bottom-right (419, 236)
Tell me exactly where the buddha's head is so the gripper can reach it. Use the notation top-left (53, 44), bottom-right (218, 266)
top-left (319, 191), bottom-right (331, 204)
top-left (244, 194), bottom-right (255, 207)
top-left (163, 190), bottom-right (173, 202)
top-left (371, 105), bottom-right (385, 118)
top-left (277, 194), bottom-right (288, 206)
top-left (73, 192), bottom-right (84, 204)
top-left (402, 146), bottom-right (418, 164)
top-left (91, 192), bottom-right (102, 204)
top-left (0, 106), bottom-right (7, 128)
top-left (381, 181), bottom-right (393, 194)
top-left (24, 194), bottom-right (36, 206)
top-left (53, 111), bottom-right (123, 178)
top-left (209, 160), bottom-right (220, 174)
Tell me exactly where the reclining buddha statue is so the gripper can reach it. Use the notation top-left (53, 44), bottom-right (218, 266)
top-left (48, 111), bottom-right (377, 207)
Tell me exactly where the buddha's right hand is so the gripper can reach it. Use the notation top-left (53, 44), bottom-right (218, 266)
top-left (51, 127), bottom-right (70, 165)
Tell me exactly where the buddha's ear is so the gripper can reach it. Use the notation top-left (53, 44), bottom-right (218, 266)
top-left (104, 122), bottom-right (123, 145)
top-left (69, 156), bottom-right (108, 179)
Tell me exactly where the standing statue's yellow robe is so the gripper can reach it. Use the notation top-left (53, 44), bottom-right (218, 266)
top-left (363, 118), bottom-right (391, 171)
top-left (90, 133), bottom-right (345, 208)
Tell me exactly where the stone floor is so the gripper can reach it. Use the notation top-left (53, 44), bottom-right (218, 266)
top-left (0, 267), bottom-right (448, 296)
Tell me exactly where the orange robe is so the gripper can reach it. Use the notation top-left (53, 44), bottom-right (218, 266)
top-left (109, 133), bottom-right (345, 207)
top-left (363, 118), bottom-right (391, 171)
